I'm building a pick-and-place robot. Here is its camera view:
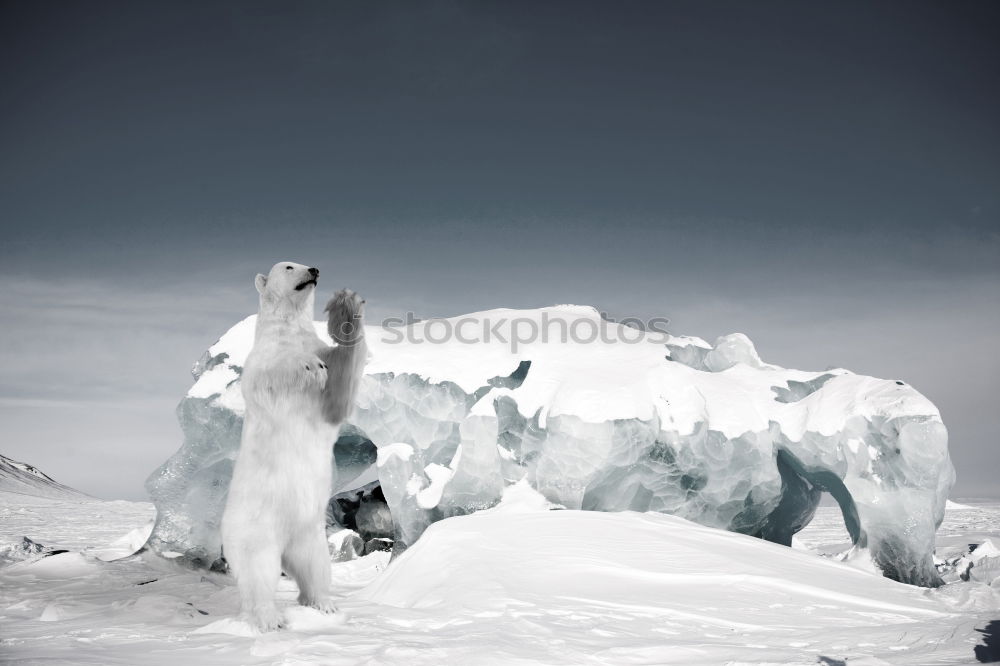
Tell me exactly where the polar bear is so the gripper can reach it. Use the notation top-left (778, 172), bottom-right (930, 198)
top-left (221, 261), bottom-right (366, 631)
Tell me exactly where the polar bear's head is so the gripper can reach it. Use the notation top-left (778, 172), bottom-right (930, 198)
top-left (254, 261), bottom-right (319, 317)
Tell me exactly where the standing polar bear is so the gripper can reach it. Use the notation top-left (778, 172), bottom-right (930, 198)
top-left (221, 261), bottom-right (366, 631)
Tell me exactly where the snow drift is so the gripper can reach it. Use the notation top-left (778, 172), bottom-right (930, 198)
top-left (359, 483), bottom-right (952, 621)
top-left (6, 491), bottom-right (996, 666)
top-left (145, 305), bottom-right (954, 586)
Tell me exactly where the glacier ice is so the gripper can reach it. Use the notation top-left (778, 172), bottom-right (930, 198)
top-left (145, 306), bottom-right (954, 586)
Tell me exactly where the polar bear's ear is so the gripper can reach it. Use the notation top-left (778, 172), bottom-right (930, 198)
top-left (254, 274), bottom-right (268, 294)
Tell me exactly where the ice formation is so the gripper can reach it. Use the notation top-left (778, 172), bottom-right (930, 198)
top-left (146, 306), bottom-right (954, 586)
top-left (938, 539), bottom-right (1000, 586)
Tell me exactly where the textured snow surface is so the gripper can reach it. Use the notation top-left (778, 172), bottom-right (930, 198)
top-left (2, 489), bottom-right (998, 665)
top-left (146, 306), bottom-right (954, 586)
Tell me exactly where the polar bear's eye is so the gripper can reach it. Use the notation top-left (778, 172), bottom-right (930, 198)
top-left (285, 265), bottom-right (293, 270)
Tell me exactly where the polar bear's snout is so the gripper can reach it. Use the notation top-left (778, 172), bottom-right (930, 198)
top-left (295, 267), bottom-right (319, 291)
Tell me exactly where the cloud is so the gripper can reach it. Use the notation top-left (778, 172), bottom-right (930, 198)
top-left (0, 275), bottom-right (253, 398)
top-left (663, 277), bottom-right (1000, 499)
top-left (0, 275), bottom-right (256, 498)
top-left (0, 271), bottom-right (411, 499)
top-left (1, 250), bottom-right (997, 500)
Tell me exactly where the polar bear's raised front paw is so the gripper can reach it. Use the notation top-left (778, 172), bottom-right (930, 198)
top-left (302, 358), bottom-right (328, 390)
top-left (326, 289), bottom-right (365, 346)
top-left (269, 352), bottom-right (327, 392)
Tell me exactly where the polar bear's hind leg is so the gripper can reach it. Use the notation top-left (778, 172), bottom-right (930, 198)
top-left (229, 540), bottom-right (284, 631)
top-left (282, 525), bottom-right (335, 612)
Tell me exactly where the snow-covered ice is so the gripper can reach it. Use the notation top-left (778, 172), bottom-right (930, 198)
top-left (1, 485), bottom-right (998, 665)
top-left (147, 306), bottom-right (954, 586)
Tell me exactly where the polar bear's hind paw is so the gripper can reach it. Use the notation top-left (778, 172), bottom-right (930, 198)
top-left (302, 596), bottom-right (338, 614)
top-left (248, 607), bottom-right (285, 633)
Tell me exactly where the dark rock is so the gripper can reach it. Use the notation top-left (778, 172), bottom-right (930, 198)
top-left (329, 482), bottom-right (394, 541)
top-left (363, 538), bottom-right (393, 555)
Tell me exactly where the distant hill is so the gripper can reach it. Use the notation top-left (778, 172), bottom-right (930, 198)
top-left (0, 454), bottom-right (89, 499)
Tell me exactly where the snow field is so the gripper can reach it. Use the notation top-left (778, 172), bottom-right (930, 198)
top-left (2, 488), bottom-right (998, 665)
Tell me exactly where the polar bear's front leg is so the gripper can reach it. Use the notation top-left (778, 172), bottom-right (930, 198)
top-left (319, 289), bottom-right (367, 425)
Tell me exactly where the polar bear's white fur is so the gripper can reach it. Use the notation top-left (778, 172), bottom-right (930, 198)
top-left (221, 261), bottom-right (367, 631)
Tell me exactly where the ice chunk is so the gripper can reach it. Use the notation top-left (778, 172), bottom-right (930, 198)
top-left (328, 529), bottom-right (365, 561)
top-left (146, 307), bottom-right (954, 586)
top-left (144, 395), bottom-right (240, 569)
top-left (0, 537), bottom-right (57, 566)
top-left (374, 443), bottom-right (432, 553)
top-left (945, 540), bottom-right (1000, 586)
top-left (966, 541), bottom-right (1000, 586)
top-left (436, 415), bottom-right (504, 516)
top-left (703, 333), bottom-right (768, 372)
top-left (89, 520), bottom-right (155, 562)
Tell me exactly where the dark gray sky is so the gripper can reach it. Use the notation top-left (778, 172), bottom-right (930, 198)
top-left (1, 1), bottom-right (997, 500)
